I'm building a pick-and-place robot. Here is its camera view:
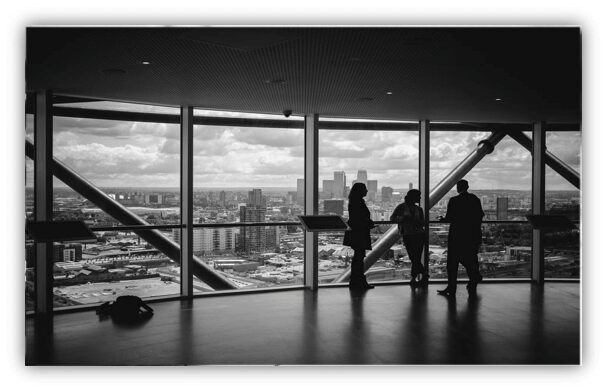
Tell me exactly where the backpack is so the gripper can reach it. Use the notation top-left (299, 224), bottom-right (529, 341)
top-left (96, 295), bottom-right (154, 323)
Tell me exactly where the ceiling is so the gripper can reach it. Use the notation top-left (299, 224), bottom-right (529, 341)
top-left (26, 27), bottom-right (581, 123)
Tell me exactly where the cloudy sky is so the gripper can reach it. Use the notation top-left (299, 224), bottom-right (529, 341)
top-left (25, 102), bottom-right (581, 192)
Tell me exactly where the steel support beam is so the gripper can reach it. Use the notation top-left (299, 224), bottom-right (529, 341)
top-left (34, 90), bottom-right (53, 315)
top-left (304, 114), bottom-right (319, 290)
top-left (180, 107), bottom-right (194, 297)
top-left (419, 120), bottom-right (430, 278)
top-left (334, 130), bottom-right (508, 283)
top-left (25, 140), bottom-right (237, 291)
top-left (507, 130), bottom-right (579, 189)
top-left (532, 122), bottom-right (546, 283)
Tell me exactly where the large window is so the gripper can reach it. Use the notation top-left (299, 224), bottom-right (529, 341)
top-left (429, 131), bottom-right (532, 279)
top-left (192, 109), bottom-right (305, 290)
top-left (544, 131), bottom-right (581, 278)
top-left (41, 99), bottom-right (183, 307)
top-left (317, 121), bottom-right (419, 284)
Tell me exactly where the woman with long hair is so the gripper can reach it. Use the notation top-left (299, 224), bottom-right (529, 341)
top-left (390, 189), bottom-right (427, 286)
top-left (343, 182), bottom-right (375, 290)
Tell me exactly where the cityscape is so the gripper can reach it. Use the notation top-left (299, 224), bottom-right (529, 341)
top-left (25, 169), bottom-right (580, 310)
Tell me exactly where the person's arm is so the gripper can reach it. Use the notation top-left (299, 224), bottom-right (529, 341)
top-left (413, 206), bottom-right (425, 227)
top-left (390, 204), bottom-right (404, 223)
top-left (442, 199), bottom-right (453, 222)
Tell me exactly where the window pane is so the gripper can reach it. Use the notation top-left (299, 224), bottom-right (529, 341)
top-left (544, 131), bottom-right (581, 278)
top-left (318, 126), bottom-right (419, 284)
top-left (52, 105), bottom-right (181, 227)
top-left (192, 112), bottom-right (305, 291)
top-left (430, 131), bottom-right (532, 279)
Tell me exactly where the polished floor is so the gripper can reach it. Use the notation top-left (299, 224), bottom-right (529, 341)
top-left (25, 283), bottom-right (579, 365)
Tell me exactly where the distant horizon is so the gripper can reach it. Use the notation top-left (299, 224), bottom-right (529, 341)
top-left (36, 186), bottom-right (580, 193)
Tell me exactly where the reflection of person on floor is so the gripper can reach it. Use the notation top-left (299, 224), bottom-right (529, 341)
top-left (390, 189), bottom-right (427, 286)
top-left (437, 179), bottom-right (485, 297)
top-left (343, 183), bottom-right (375, 290)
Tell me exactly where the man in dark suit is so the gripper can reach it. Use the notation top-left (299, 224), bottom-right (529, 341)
top-left (437, 179), bottom-right (485, 297)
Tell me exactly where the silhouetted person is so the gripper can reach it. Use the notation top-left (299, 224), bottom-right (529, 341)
top-left (437, 179), bottom-right (484, 297)
top-left (390, 189), bottom-right (427, 286)
top-left (343, 183), bottom-right (375, 290)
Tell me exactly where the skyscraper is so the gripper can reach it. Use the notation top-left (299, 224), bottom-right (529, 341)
top-left (497, 197), bottom-right (509, 220)
top-left (322, 180), bottom-right (334, 197)
top-left (409, 182), bottom-right (413, 191)
top-left (381, 186), bottom-right (394, 203)
top-left (367, 179), bottom-right (378, 201)
top-left (239, 189), bottom-right (267, 253)
top-left (333, 171), bottom-right (346, 198)
top-left (356, 170), bottom-right (368, 186)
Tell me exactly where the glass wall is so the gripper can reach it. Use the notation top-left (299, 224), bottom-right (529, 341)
top-left (192, 109), bottom-right (305, 290)
top-left (429, 131), bottom-right (532, 279)
top-left (52, 100), bottom-right (181, 227)
top-left (45, 99), bottom-right (182, 307)
top-left (318, 123), bottom-right (419, 283)
top-left (544, 131), bottom-right (581, 278)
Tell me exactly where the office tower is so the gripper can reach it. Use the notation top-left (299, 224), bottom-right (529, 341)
top-left (219, 190), bottom-right (226, 206)
top-left (497, 197), bottom-right (509, 220)
top-left (409, 182), bottom-right (413, 191)
top-left (367, 179), bottom-right (378, 200)
top-left (265, 226), bottom-right (280, 251)
top-left (323, 199), bottom-right (344, 216)
top-left (333, 171), bottom-right (346, 198)
top-left (239, 189), bottom-right (267, 253)
top-left (248, 188), bottom-right (265, 207)
top-left (322, 180), bottom-right (334, 197)
top-left (296, 178), bottom-right (305, 206)
top-left (381, 186), bottom-right (394, 202)
top-left (356, 170), bottom-right (368, 186)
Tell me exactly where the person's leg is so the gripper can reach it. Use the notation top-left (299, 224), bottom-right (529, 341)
top-left (405, 234), bottom-right (425, 284)
top-left (462, 246), bottom-right (482, 293)
top-left (439, 246), bottom-right (459, 296)
top-left (350, 249), bottom-right (372, 289)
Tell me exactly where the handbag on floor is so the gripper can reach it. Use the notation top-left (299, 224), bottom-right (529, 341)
top-left (96, 295), bottom-right (153, 323)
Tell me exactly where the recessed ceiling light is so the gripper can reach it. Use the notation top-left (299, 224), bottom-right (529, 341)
top-left (141, 61), bottom-right (151, 65)
top-left (495, 98), bottom-right (502, 101)
top-left (386, 91), bottom-right (393, 95)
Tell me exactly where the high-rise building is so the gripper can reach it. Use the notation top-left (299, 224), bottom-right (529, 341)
top-left (409, 182), bottom-right (413, 191)
top-left (248, 188), bottom-right (265, 207)
top-left (497, 197), bottom-right (509, 220)
top-left (296, 178), bottom-right (305, 206)
top-left (381, 186), bottom-right (394, 203)
top-left (322, 180), bottom-right (334, 197)
top-left (333, 171), bottom-right (346, 198)
top-left (239, 189), bottom-right (267, 253)
top-left (356, 170), bottom-right (368, 186)
top-left (323, 199), bottom-right (344, 216)
top-left (367, 179), bottom-right (378, 201)
top-left (173, 228), bottom-right (236, 254)
top-left (219, 190), bottom-right (226, 206)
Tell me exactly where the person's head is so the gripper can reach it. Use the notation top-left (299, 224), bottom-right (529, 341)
top-left (349, 182), bottom-right (368, 200)
top-left (405, 189), bottom-right (421, 205)
top-left (456, 179), bottom-right (469, 194)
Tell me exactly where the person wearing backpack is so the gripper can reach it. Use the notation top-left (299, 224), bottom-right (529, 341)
top-left (391, 189), bottom-right (427, 286)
